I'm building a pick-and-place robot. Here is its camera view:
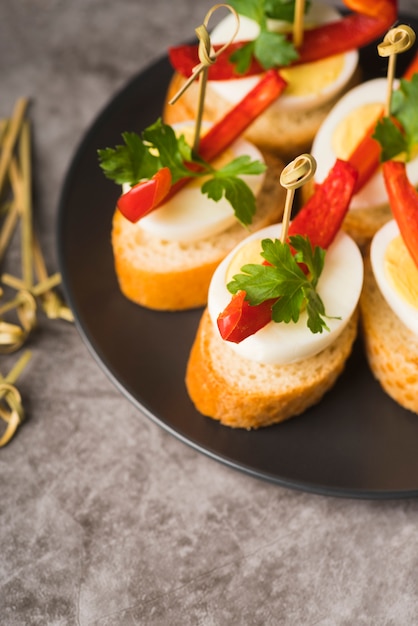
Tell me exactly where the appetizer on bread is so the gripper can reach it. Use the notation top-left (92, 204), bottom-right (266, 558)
top-left (165, 0), bottom-right (397, 157)
top-left (360, 92), bottom-right (418, 413)
top-left (98, 72), bottom-right (287, 311)
top-left (186, 156), bottom-right (364, 429)
top-left (305, 33), bottom-right (418, 248)
top-left (361, 220), bottom-right (418, 415)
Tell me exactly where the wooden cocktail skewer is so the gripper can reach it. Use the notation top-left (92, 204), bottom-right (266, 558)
top-left (377, 24), bottom-right (416, 115)
top-left (168, 4), bottom-right (240, 152)
top-left (293, 0), bottom-right (305, 49)
top-left (19, 119), bottom-right (34, 289)
top-left (279, 153), bottom-right (316, 243)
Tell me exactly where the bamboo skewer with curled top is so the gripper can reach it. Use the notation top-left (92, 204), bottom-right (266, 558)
top-left (168, 3), bottom-right (240, 152)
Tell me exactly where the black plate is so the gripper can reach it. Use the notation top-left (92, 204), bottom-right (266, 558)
top-left (57, 21), bottom-right (418, 499)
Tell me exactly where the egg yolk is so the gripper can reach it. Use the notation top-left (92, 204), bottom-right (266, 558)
top-left (281, 55), bottom-right (345, 98)
top-left (226, 238), bottom-right (265, 283)
top-left (332, 102), bottom-right (383, 160)
top-left (385, 235), bottom-right (418, 308)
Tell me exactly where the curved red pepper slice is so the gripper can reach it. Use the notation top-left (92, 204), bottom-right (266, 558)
top-left (117, 167), bottom-right (172, 222)
top-left (217, 159), bottom-right (358, 343)
top-left (382, 160), bottom-right (418, 268)
top-left (169, 0), bottom-right (397, 80)
top-left (217, 291), bottom-right (276, 343)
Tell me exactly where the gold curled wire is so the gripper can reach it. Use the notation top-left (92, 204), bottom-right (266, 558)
top-left (0, 290), bottom-right (37, 353)
top-left (280, 153), bottom-right (317, 243)
top-left (168, 3), bottom-right (240, 105)
top-left (0, 383), bottom-right (24, 447)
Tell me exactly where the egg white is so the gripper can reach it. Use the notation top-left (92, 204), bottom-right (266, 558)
top-left (208, 223), bottom-right (364, 365)
top-left (311, 78), bottom-right (418, 211)
top-left (370, 219), bottom-right (418, 336)
top-left (209, 2), bottom-right (359, 112)
top-left (122, 122), bottom-right (265, 243)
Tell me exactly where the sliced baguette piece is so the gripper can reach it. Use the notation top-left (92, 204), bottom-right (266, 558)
top-left (360, 257), bottom-right (418, 414)
top-left (163, 66), bottom-right (361, 159)
top-left (111, 151), bottom-right (286, 311)
top-left (186, 308), bottom-right (359, 429)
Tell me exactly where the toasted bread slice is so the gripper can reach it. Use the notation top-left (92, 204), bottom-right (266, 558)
top-left (111, 151), bottom-right (286, 311)
top-left (185, 308), bottom-right (359, 429)
top-left (360, 258), bottom-right (418, 414)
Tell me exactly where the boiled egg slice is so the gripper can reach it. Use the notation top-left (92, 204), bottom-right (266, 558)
top-left (121, 122), bottom-right (265, 243)
top-left (370, 219), bottom-right (418, 336)
top-left (208, 223), bottom-right (363, 365)
top-left (209, 2), bottom-right (358, 112)
top-left (311, 78), bottom-right (418, 211)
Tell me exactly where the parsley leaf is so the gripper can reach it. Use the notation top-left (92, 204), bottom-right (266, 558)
top-left (265, 0), bottom-right (311, 22)
top-left (202, 176), bottom-right (256, 227)
top-left (373, 117), bottom-right (408, 162)
top-left (214, 154), bottom-right (267, 177)
top-left (202, 156), bottom-right (266, 226)
top-left (391, 74), bottom-right (418, 154)
top-left (305, 287), bottom-right (328, 333)
top-left (227, 236), bottom-right (332, 333)
top-left (254, 31), bottom-right (299, 69)
top-left (373, 75), bottom-right (418, 162)
top-left (290, 234), bottom-right (325, 288)
top-left (230, 41), bottom-right (255, 74)
top-left (227, 0), bottom-right (304, 73)
top-left (142, 119), bottom-right (192, 183)
top-left (98, 118), bottom-right (265, 226)
top-left (227, 0), bottom-right (266, 25)
top-left (98, 131), bottom-right (159, 185)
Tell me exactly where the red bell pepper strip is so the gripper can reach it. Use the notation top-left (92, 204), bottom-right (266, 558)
top-left (217, 159), bottom-right (358, 343)
top-left (117, 69), bottom-right (286, 222)
top-left (403, 50), bottom-right (418, 80)
top-left (199, 70), bottom-right (286, 161)
top-left (382, 160), bottom-right (418, 268)
top-left (347, 110), bottom-right (384, 193)
top-left (166, 69), bottom-right (286, 204)
top-left (288, 159), bottom-right (358, 247)
top-left (217, 291), bottom-right (275, 343)
top-left (169, 0), bottom-right (397, 80)
top-left (295, 0), bottom-right (397, 65)
top-left (169, 42), bottom-right (264, 81)
top-left (117, 167), bottom-right (172, 222)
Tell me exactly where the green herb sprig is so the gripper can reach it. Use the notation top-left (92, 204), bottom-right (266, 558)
top-left (373, 74), bottom-right (418, 162)
top-left (227, 0), bottom-right (308, 73)
top-left (98, 118), bottom-right (266, 227)
top-left (227, 234), bottom-right (335, 333)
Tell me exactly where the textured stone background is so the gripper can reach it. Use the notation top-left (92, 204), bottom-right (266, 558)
top-left (1, 1), bottom-right (418, 624)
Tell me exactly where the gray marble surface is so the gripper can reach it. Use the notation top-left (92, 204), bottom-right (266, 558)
top-left (1, 1), bottom-right (418, 624)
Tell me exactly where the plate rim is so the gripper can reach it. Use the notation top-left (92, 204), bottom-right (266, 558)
top-left (57, 27), bottom-right (418, 500)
